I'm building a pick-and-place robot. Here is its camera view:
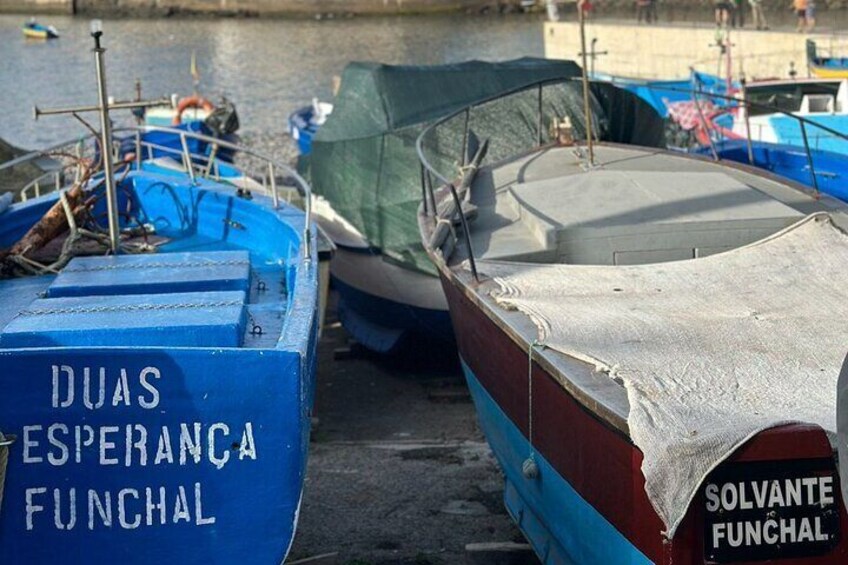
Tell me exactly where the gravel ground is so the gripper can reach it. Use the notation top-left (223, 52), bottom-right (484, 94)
top-left (287, 295), bottom-right (538, 565)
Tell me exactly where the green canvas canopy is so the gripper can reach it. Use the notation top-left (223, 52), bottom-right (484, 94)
top-left (309, 58), bottom-right (664, 274)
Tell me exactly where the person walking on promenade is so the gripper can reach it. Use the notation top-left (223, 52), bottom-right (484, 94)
top-left (793, 0), bottom-right (809, 32)
top-left (806, 0), bottom-right (817, 32)
top-left (731, 0), bottom-right (746, 27)
top-left (749, 0), bottom-right (769, 29)
top-left (649, 0), bottom-right (659, 23)
top-left (637, 0), bottom-right (652, 23)
top-left (714, 0), bottom-right (731, 27)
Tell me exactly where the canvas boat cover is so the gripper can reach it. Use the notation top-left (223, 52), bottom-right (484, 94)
top-left (479, 213), bottom-right (848, 537)
top-left (310, 58), bottom-right (664, 273)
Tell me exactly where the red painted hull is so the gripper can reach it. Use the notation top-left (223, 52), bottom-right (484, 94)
top-left (440, 272), bottom-right (848, 564)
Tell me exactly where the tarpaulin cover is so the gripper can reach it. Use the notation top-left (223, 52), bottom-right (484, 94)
top-left (482, 213), bottom-right (848, 537)
top-left (310, 58), bottom-right (665, 273)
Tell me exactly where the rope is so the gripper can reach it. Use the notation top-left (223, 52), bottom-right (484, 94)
top-left (523, 339), bottom-right (546, 480)
top-left (0, 432), bottom-right (14, 520)
top-left (19, 299), bottom-right (243, 317)
top-left (63, 259), bottom-right (249, 273)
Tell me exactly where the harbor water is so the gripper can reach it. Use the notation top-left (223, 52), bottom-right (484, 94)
top-left (0, 13), bottom-right (544, 153)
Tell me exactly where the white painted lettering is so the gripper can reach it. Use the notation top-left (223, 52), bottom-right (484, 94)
top-left (112, 369), bottom-right (131, 407)
top-left (99, 426), bottom-right (119, 465)
top-left (47, 423), bottom-right (69, 466)
top-left (117, 488), bottom-right (141, 529)
top-left (194, 483), bottom-right (215, 525)
top-left (125, 424), bottom-right (148, 467)
top-left (179, 423), bottom-right (202, 465)
top-left (25, 487), bottom-right (47, 531)
top-left (208, 423), bottom-right (230, 470)
top-left (53, 488), bottom-right (76, 530)
top-left (52, 365), bottom-right (74, 408)
top-left (155, 426), bottom-right (174, 465)
top-left (88, 490), bottom-right (112, 529)
top-left (83, 367), bottom-right (106, 410)
top-left (23, 425), bottom-right (43, 464)
top-left (239, 422), bottom-right (257, 461)
top-left (138, 367), bottom-right (161, 409)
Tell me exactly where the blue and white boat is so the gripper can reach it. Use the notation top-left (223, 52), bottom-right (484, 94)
top-left (693, 139), bottom-right (848, 202)
top-left (22, 20), bottom-right (59, 40)
top-left (727, 77), bottom-right (848, 155)
top-left (288, 99), bottom-right (333, 157)
top-left (0, 26), bottom-right (319, 564)
top-left (594, 70), bottom-right (730, 118)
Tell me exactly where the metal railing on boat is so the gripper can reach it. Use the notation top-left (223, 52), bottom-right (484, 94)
top-left (0, 125), bottom-right (314, 259)
top-left (415, 74), bottom-right (848, 282)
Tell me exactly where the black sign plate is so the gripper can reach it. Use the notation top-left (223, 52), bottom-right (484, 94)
top-left (703, 458), bottom-right (840, 563)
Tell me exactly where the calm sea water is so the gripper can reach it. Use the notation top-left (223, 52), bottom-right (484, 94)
top-left (0, 14), bottom-right (544, 154)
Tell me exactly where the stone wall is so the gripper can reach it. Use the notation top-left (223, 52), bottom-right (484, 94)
top-left (545, 20), bottom-right (847, 80)
top-left (0, 0), bottom-right (72, 14)
top-left (2, 0), bottom-right (517, 16)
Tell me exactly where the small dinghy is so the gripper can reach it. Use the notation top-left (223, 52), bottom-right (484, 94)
top-left (418, 65), bottom-right (848, 563)
top-left (22, 20), bottom-right (59, 40)
top-left (0, 24), bottom-right (319, 564)
top-left (807, 39), bottom-right (848, 79)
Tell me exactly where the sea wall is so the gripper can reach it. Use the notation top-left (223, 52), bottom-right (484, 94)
top-left (0, 0), bottom-right (72, 14)
top-left (0, 0), bottom-right (516, 16)
top-left (545, 21), bottom-right (848, 80)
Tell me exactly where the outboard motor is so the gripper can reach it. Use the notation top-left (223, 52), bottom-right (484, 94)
top-left (204, 99), bottom-right (240, 137)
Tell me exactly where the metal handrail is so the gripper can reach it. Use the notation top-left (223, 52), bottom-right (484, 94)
top-left (415, 74), bottom-right (848, 268)
top-left (0, 125), bottom-right (314, 260)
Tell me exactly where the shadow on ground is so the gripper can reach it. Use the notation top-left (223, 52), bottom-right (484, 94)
top-left (288, 292), bottom-right (539, 565)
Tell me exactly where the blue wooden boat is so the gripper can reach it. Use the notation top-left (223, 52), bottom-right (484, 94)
top-left (22, 21), bottom-right (59, 40)
top-left (0, 28), bottom-right (318, 564)
top-left (288, 100), bottom-right (333, 157)
top-left (593, 71), bottom-right (730, 117)
top-left (692, 139), bottom-right (848, 202)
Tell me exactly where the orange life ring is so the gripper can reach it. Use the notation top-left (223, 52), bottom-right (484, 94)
top-left (172, 95), bottom-right (215, 125)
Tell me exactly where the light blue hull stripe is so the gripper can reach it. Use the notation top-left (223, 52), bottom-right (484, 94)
top-left (461, 359), bottom-right (653, 565)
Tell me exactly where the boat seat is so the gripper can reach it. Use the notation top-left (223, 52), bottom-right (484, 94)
top-left (501, 170), bottom-right (805, 265)
top-left (46, 250), bottom-right (251, 297)
top-left (1, 251), bottom-right (254, 348)
top-left (0, 290), bottom-right (247, 348)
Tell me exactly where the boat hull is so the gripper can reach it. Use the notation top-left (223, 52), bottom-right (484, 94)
top-left (440, 270), bottom-right (848, 564)
top-left (330, 245), bottom-right (451, 353)
top-left (0, 170), bottom-right (319, 564)
top-left (810, 65), bottom-right (848, 79)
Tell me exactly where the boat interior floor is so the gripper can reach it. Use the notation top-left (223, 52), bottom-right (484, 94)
top-left (465, 144), bottom-right (845, 266)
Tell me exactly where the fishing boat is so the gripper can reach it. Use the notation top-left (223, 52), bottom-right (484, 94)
top-left (690, 139), bottom-right (848, 201)
top-left (308, 58), bottom-right (590, 353)
top-left (704, 77), bottom-right (848, 155)
top-left (288, 99), bottom-right (333, 157)
top-left (418, 72), bottom-right (848, 563)
top-left (0, 24), bottom-right (319, 564)
top-left (22, 20), bottom-right (59, 40)
top-left (807, 39), bottom-right (848, 79)
top-left (593, 71), bottom-right (729, 118)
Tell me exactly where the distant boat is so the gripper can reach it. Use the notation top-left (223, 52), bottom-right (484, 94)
top-left (594, 70), bottom-right (730, 118)
top-left (288, 99), bottom-right (333, 156)
top-left (691, 139), bottom-right (848, 202)
top-left (419, 74), bottom-right (848, 565)
top-left (22, 21), bottom-right (59, 40)
top-left (807, 39), bottom-right (848, 79)
top-left (0, 28), bottom-right (320, 564)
